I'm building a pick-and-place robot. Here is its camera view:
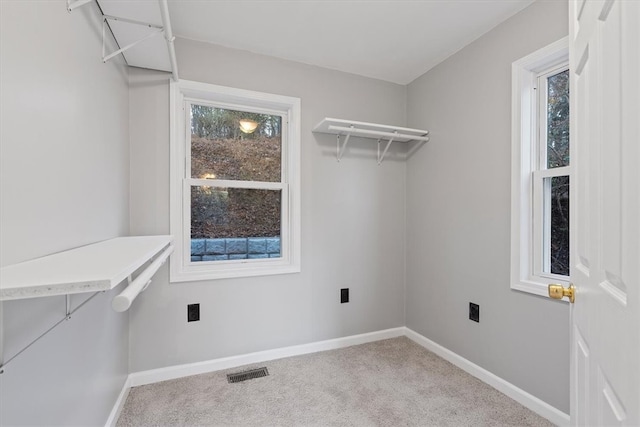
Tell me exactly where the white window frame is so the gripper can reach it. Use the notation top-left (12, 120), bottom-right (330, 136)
top-left (511, 37), bottom-right (570, 297)
top-left (169, 80), bottom-right (301, 282)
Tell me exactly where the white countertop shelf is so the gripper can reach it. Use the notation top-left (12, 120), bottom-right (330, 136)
top-left (0, 235), bottom-right (173, 301)
top-left (312, 117), bottom-right (429, 163)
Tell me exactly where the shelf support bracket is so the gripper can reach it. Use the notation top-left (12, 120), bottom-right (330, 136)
top-left (406, 136), bottom-right (429, 160)
top-left (0, 292), bottom-right (101, 374)
top-left (67, 0), bottom-right (92, 12)
top-left (65, 294), bottom-right (71, 320)
top-left (159, 0), bottom-right (180, 82)
top-left (126, 274), bottom-right (152, 293)
top-left (336, 126), bottom-right (355, 162)
top-left (101, 15), bottom-right (164, 63)
top-left (377, 132), bottom-right (398, 165)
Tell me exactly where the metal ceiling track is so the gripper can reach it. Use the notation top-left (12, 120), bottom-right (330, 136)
top-left (66, 0), bottom-right (179, 81)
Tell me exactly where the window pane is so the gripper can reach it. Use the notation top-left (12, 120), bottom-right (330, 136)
top-left (547, 70), bottom-right (570, 168)
top-left (544, 175), bottom-right (570, 276)
top-left (190, 186), bottom-right (281, 262)
top-left (190, 105), bottom-right (282, 182)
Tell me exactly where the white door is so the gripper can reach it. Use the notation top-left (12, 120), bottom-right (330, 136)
top-left (569, 0), bottom-right (639, 425)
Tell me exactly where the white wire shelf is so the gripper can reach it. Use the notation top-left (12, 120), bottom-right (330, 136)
top-left (68, 0), bottom-right (179, 81)
top-left (312, 118), bottom-right (430, 164)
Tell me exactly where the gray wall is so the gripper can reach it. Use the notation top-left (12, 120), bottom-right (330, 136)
top-left (0, 1), bottom-right (130, 425)
top-left (128, 39), bottom-right (408, 371)
top-left (406, 0), bottom-right (570, 413)
top-left (0, 0), bottom-right (571, 422)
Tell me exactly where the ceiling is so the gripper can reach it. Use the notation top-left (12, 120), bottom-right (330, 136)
top-left (166, 0), bottom-right (535, 85)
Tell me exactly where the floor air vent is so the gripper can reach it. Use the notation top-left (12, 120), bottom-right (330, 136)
top-left (227, 367), bottom-right (269, 383)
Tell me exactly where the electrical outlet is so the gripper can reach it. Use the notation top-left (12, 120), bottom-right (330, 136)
top-left (187, 303), bottom-right (200, 322)
top-left (469, 303), bottom-right (479, 322)
top-left (340, 288), bottom-right (349, 304)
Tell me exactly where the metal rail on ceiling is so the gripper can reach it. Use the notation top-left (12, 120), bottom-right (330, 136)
top-left (67, 0), bottom-right (179, 81)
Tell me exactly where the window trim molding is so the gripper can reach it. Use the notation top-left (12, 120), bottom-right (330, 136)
top-left (511, 37), bottom-right (570, 298)
top-left (169, 79), bottom-right (301, 282)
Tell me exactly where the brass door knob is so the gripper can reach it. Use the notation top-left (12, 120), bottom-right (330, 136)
top-left (548, 284), bottom-right (575, 303)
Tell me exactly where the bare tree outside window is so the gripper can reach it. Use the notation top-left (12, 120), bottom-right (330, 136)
top-left (190, 105), bottom-right (282, 241)
top-left (546, 70), bottom-right (570, 276)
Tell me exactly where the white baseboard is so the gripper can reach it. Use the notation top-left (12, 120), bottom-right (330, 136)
top-left (129, 327), bottom-right (405, 387)
top-left (403, 327), bottom-right (570, 426)
top-left (105, 375), bottom-right (131, 427)
top-left (112, 326), bottom-right (568, 427)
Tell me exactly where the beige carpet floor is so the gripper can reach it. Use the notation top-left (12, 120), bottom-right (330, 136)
top-left (117, 337), bottom-right (555, 426)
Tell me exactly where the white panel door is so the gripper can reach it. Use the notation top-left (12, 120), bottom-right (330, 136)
top-left (569, 0), bottom-right (639, 425)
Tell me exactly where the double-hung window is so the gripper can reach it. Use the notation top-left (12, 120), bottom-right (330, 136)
top-left (511, 37), bottom-right (571, 297)
top-left (170, 80), bottom-right (301, 282)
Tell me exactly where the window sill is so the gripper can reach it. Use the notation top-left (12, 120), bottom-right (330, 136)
top-left (170, 262), bottom-right (300, 283)
top-left (511, 277), bottom-right (570, 301)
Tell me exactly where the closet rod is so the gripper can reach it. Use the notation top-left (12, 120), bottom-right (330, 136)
top-left (111, 244), bottom-right (174, 312)
top-left (327, 125), bottom-right (430, 142)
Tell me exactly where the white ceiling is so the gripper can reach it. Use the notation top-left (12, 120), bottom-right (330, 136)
top-left (167, 0), bottom-right (535, 85)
